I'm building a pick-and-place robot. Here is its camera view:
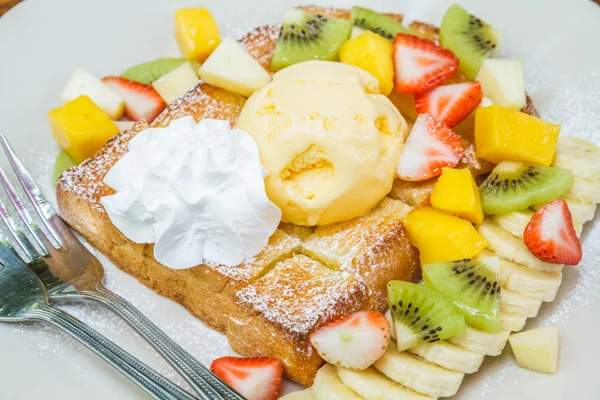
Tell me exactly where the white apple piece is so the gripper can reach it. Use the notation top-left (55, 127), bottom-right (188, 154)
top-left (508, 325), bottom-right (559, 374)
top-left (476, 59), bottom-right (525, 110)
top-left (351, 26), bottom-right (366, 38)
top-left (152, 62), bottom-right (200, 105)
top-left (198, 37), bottom-right (271, 97)
top-left (61, 67), bottom-right (125, 119)
top-left (480, 96), bottom-right (494, 108)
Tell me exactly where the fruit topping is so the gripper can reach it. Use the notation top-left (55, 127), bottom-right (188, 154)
top-left (523, 199), bottom-right (582, 265)
top-left (350, 6), bottom-right (409, 40)
top-left (60, 68), bottom-right (124, 120)
top-left (101, 77), bottom-right (166, 123)
top-left (423, 257), bottom-right (501, 332)
top-left (151, 62), bottom-right (199, 105)
top-left (475, 105), bottom-right (561, 166)
top-left (340, 31), bottom-right (394, 95)
top-left (403, 207), bottom-right (488, 264)
top-left (387, 281), bottom-right (466, 352)
top-left (312, 364), bottom-right (362, 400)
top-left (210, 356), bottom-right (282, 400)
top-left (439, 4), bottom-right (501, 79)
top-left (271, 9), bottom-right (351, 71)
top-left (174, 8), bottom-right (221, 62)
top-left (479, 161), bottom-right (574, 215)
top-left (48, 95), bottom-right (120, 164)
top-left (508, 325), bottom-right (560, 374)
top-left (122, 58), bottom-right (202, 85)
top-left (199, 37), bottom-right (271, 97)
top-left (396, 113), bottom-right (463, 181)
top-left (310, 310), bottom-right (390, 370)
top-left (415, 81), bottom-right (483, 127)
top-left (552, 136), bottom-right (600, 181)
top-left (430, 168), bottom-right (483, 224)
top-left (475, 59), bottom-right (525, 110)
top-left (392, 34), bottom-right (459, 94)
top-left (337, 366), bottom-right (433, 400)
top-left (54, 151), bottom-right (76, 184)
top-left (279, 389), bottom-right (315, 400)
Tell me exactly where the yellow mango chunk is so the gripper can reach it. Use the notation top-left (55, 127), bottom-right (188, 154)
top-left (403, 207), bottom-right (487, 264)
top-left (340, 31), bottom-right (394, 95)
top-left (175, 8), bottom-right (221, 62)
top-left (48, 95), bottom-right (119, 164)
top-left (431, 168), bottom-right (483, 224)
top-left (475, 105), bottom-right (560, 166)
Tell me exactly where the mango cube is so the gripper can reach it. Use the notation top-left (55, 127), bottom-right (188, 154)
top-left (340, 31), bottom-right (394, 95)
top-left (403, 207), bottom-right (487, 264)
top-left (175, 8), bottom-right (220, 62)
top-left (431, 168), bottom-right (483, 224)
top-left (509, 325), bottom-right (559, 374)
top-left (475, 105), bottom-right (560, 166)
top-left (48, 95), bottom-right (119, 164)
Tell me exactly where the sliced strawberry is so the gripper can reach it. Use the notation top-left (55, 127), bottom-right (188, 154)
top-left (393, 34), bottom-right (459, 94)
top-left (309, 310), bottom-right (390, 370)
top-left (415, 82), bottom-right (483, 127)
top-left (524, 199), bottom-right (582, 265)
top-left (396, 113), bottom-right (464, 181)
top-left (210, 357), bottom-right (282, 400)
top-left (101, 76), bottom-right (165, 123)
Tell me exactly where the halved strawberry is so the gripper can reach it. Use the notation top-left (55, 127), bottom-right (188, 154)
top-left (524, 199), bottom-right (582, 265)
top-left (393, 33), bottom-right (459, 94)
top-left (210, 357), bottom-right (282, 400)
top-left (101, 76), bottom-right (165, 123)
top-left (396, 113), bottom-right (464, 181)
top-left (309, 310), bottom-right (390, 370)
top-left (415, 82), bottom-right (483, 127)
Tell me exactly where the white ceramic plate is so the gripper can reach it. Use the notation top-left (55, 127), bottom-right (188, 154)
top-left (1, 0), bottom-right (599, 398)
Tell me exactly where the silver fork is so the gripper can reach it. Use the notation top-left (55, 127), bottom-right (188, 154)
top-left (0, 131), bottom-right (244, 400)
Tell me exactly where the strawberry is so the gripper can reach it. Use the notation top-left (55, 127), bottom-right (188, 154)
top-left (524, 199), bottom-right (582, 265)
top-left (392, 33), bottom-right (459, 94)
top-left (309, 310), bottom-right (390, 370)
top-left (210, 357), bottom-right (282, 400)
top-left (396, 113), bottom-right (464, 181)
top-left (101, 76), bottom-right (165, 123)
top-left (415, 82), bottom-right (483, 127)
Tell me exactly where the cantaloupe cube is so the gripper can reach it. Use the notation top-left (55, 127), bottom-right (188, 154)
top-left (475, 105), bottom-right (560, 166)
top-left (431, 168), bottom-right (483, 224)
top-left (174, 8), bottom-right (220, 62)
top-left (509, 325), bottom-right (559, 374)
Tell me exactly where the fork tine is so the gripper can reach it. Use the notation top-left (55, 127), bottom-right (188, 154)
top-left (0, 131), bottom-right (61, 248)
top-left (0, 197), bottom-right (37, 263)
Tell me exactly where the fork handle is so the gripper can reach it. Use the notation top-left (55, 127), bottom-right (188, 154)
top-left (29, 303), bottom-right (197, 400)
top-left (81, 285), bottom-right (244, 400)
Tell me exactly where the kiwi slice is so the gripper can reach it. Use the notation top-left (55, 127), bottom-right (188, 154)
top-left (423, 257), bottom-right (501, 332)
top-left (350, 6), bottom-right (410, 40)
top-left (271, 9), bottom-right (351, 71)
top-left (480, 161), bottom-right (574, 215)
top-left (122, 58), bottom-right (202, 84)
top-left (439, 4), bottom-right (501, 79)
top-left (387, 281), bottom-right (466, 352)
top-left (54, 151), bottom-right (76, 184)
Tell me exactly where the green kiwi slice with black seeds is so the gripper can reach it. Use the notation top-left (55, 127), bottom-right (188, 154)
top-left (480, 161), bottom-right (574, 215)
top-left (122, 58), bottom-right (202, 84)
top-left (350, 6), bottom-right (410, 40)
top-left (423, 257), bottom-right (501, 332)
top-left (387, 281), bottom-right (466, 352)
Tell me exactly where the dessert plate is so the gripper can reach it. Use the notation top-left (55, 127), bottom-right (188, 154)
top-left (0, 0), bottom-right (599, 398)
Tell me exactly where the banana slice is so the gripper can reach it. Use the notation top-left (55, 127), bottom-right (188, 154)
top-left (280, 389), bottom-right (315, 400)
top-left (478, 220), bottom-right (563, 272)
top-left (374, 344), bottom-right (464, 398)
top-left (563, 176), bottom-right (600, 204)
top-left (337, 367), bottom-right (434, 400)
top-left (409, 341), bottom-right (485, 374)
top-left (499, 311), bottom-right (527, 332)
top-left (533, 198), bottom-right (597, 225)
top-left (494, 210), bottom-right (534, 238)
top-left (500, 288), bottom-right (543, 318)
top-left (312, 364), bottom-right (363, 400)
top-left (552, 136), bottom-right (600, 180)
top-left (448, 326), bottom-right (510, 356)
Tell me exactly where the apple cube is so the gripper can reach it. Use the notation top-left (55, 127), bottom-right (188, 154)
top-left (61, 68), bottom-right (125, 119)
top-left (476, 59), bottom-right (525, 110)
top-left (198, 37), bottom-right (271, 97)
top-left (509, 325), bottom-right (559, 374)
top-left (151, 62), bottom-right (199, 105)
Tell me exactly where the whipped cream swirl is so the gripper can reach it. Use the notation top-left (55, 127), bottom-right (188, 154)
top-left (101, 117), bottom-right (282, 269)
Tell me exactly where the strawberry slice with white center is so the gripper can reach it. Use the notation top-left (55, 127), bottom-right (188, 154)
top-left (309, 310), bottom-right (390, 370)
top-left (524, 199), bottom-right (582, 265)
top-left (393, 33), bottom-right (459, 94)
top-left (102, 76), bottom-right (165, 123)
top-left (396, 113), bottom-right (464, 181)
top-left (415, 81), bottom-right (483, 127)
top-left (210, 356), bottom-right (282, 400)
